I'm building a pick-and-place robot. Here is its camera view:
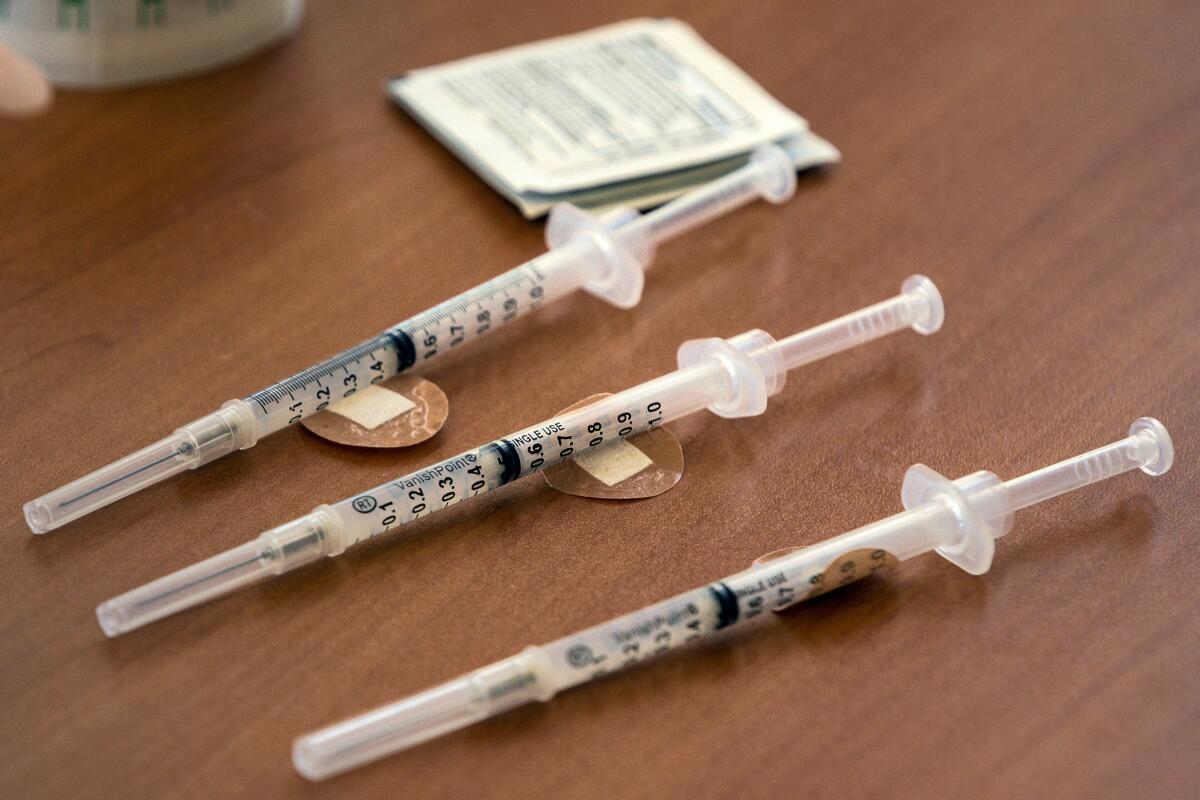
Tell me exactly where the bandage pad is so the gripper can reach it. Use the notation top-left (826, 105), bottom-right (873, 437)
top-left (301, 376), bottom-right (448, 448)
top-left (543, 393), bottom-right (683, 500)
top-left (329, 385), bottom-right (417, 430)
top-left (752, 546), bottom-right (900, 613)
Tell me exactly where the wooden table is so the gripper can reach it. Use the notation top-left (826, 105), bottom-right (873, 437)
top-left (2, 1), bottom-right (1197, 797)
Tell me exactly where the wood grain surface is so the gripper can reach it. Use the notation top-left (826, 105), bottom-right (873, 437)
top-left (2, 1), bottom-right (1198, 798)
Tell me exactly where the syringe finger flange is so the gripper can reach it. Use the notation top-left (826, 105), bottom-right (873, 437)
top-left (676, 331), bottom-right (780, 418)
top-left (545, 202), bottom-right (649, 309)
top-left (900, 466), bottom-right (1010, 575)
top-left (545, 203), bottom-right (650, 262)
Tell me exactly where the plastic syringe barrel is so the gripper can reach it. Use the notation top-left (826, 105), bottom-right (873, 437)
top-left (292, 417), bottom-right (1173, 779)
top-left (94, 276), bottom-right (943, 637)
top-left (25, 149), bottom-right (800, 534)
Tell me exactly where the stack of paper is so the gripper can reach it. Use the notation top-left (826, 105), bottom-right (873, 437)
top-left (388, 18), bottom-right (839, 218)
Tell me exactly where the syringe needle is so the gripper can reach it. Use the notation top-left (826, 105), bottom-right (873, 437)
top-left (128, 555), bottom-right (263, 609)
top-left (56, 450), bottom-right (181, 508)
top-left (292, 417), bottom-right (1173, 780)
top-left (95, 276), bottom-right (944, 637)
top-left (25, 146), bottom-right (801, 533)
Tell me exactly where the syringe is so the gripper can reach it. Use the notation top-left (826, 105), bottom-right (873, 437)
top-left (24, 145), bottom-right (800, 534)
top-left (95, 275), bottom-right (945, 636)
top-left (291, 417), bottom-right (1174, 780)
